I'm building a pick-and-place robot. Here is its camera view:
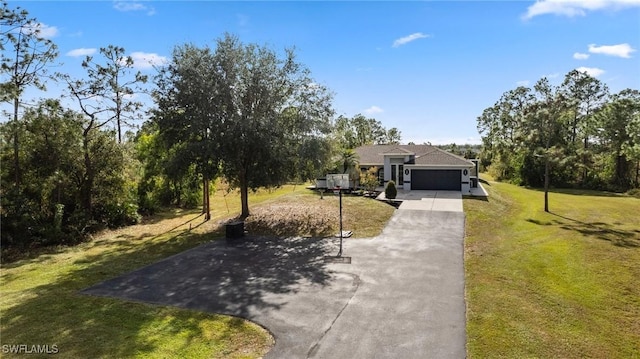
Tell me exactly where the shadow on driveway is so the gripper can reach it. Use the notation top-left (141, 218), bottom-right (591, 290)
top-left (82, 236), bottom-right (358, 357)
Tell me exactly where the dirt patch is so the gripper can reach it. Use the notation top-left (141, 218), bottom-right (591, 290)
top-left (245, 201), bottom-right (341, 237)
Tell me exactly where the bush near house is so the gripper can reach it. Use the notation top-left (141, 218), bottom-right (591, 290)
top-left (385, 180), bottom-right (397, 199)
top-left (360, 166), bottom-right (380, 193)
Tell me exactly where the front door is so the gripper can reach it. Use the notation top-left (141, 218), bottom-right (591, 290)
top-left (390, 164), bottom-right (404, 189)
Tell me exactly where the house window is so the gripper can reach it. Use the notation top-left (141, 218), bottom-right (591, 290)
top-left (377, 168), bottom-right (384, 186)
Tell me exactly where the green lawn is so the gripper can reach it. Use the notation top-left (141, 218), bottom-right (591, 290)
top-left (1, 184), bottom-right (393, 358)
top-left (464, 177), bottom-right (640, 358)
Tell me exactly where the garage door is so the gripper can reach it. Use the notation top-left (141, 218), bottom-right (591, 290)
top-left (411, 169), bottom-right (461, 190)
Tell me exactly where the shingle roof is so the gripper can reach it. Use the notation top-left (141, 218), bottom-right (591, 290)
top-left (354, 144), bottom-right (473, 167)
top-left (381, 147), bottom-right (414, 155)
top-left (413, 147), bottom-right (474, 166)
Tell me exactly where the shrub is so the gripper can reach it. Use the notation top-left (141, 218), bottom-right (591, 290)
top-left (360, 166), bottom-right (380, 192)
top-left (385, 180), bottom-right (397, 199)
top-left (93, 202), bottom-right (141, 229)
top-left (627, 188), bottom-right (640, 199)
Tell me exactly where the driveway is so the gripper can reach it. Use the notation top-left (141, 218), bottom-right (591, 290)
top-left (83, 195), bottom-right (466, 358)
top-left (398, 190), bottom-right (463, 211)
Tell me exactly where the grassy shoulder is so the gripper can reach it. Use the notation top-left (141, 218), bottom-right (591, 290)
top-left (1, 184), bottom-right (393, 358)
top-left (464, 176), bottom-right (640, 358)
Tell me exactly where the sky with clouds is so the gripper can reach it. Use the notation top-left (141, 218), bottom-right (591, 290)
top-left (6, 0), bottom-right (640, 145)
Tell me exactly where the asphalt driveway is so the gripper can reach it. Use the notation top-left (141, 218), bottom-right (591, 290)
top-left (83, 196), bottom-right (466, 358)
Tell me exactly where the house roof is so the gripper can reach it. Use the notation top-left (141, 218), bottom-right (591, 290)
top-left (354, 144), bottom-right (473, 167)
top-left (381, 147), bottom-right (414, 155)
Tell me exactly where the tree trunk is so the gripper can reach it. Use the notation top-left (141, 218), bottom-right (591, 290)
top-left (240, 171), bottom-right (250, 219)
top-left (203, 176), bottom-right (211, 221)
top-left (12, 39), bottom-right (21, 188)
top-left (615, 154), bottom-right (628, 188)
top-left (582, 136), bottom-right (589, 184)
top-left (544, 158), bottom-right (550, 213)
top-left (175, 181), bottom-right (182, 207)
top-left (12, 97), bottom-right (20, 187)
top-left (117, 117), bottom-right (122, 144)
top-left (205, 180), bottom-right (210, 220)
top-left (202, 177), bottom-right (207, 214)
top-left (82, 128), bottom-right (94, 218)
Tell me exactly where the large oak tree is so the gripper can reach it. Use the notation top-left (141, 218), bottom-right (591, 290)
top-left (154, 34), bottom-right (334, 219)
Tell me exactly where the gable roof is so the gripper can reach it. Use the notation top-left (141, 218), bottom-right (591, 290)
top-left (381, 147), bottom-right (415, 155)
top-left (354, 144), bottom-right (473, 167)
top-left (413, 147), bottom-right (474, 166)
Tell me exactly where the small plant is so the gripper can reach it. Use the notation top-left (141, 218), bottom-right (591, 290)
top-left (385, 180), bottom-right (397, 199)
top-left (627, 188), bottom-right (640, 199)
top-left (360, 166), bottom-right (380, 192)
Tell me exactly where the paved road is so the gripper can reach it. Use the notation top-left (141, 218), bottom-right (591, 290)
top-left (83, 193), bottom-right (466, 358)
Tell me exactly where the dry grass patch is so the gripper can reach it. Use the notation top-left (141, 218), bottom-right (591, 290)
top-left (246, 201), bottom-right (338, 237)
top-left (245, 191), bottom-right (394, 238)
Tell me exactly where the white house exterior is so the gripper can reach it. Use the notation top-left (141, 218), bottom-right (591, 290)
top-left (355, 144), bottom-right (476, 194)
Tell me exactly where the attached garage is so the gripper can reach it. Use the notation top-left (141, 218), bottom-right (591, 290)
top-left (353, 144), bottom-right (474, 193)
top-left (411, 169), bottom-right (461, 190)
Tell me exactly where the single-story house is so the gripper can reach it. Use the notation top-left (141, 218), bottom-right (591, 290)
top-left (354, 144), bottom-right (479, 194)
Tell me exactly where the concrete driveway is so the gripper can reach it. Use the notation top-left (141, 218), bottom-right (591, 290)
top-left (83, 197), bottom-right (466, 358)
top-left (398, 191), bottom-right (463, 212)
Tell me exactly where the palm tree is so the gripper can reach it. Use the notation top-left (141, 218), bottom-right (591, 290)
top-left (340, 149), bottom-right (359, 173)
top-left (339, 149), bottom-right (359, 189)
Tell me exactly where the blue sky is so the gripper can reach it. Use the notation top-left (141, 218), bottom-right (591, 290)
top-left (7, 1), bottom-right (640, 145)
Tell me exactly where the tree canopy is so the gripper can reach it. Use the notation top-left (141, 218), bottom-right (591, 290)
top-left (477, 70), bottom-right (640, 192)
top-left (333, 113), bottom-right (401, 149)
top-left (153, 34), bottom-right (334, 218)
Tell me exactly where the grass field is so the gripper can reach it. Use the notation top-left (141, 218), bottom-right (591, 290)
top-left (464, 177), bottom-right (640, 358)
top-left (0, 184), bottom-right (394, 358)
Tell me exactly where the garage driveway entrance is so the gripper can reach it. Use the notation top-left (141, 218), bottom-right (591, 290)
top-left (83, 196), bottom-right (466, 358)
top-left (398, 191), bottom-right (463, 211)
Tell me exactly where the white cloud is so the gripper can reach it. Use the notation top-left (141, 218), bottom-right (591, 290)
top-left (523, 0), bottom-right (640, 19)
top-left (129, 52), bottom-right (168, 70)
top-left (363, 106), bottom-right (384, 115)
top-left (546, 72), bottom-right (560, 79)
top-left (23, 22), bottom-right (59, 38)
top-left (588, 43), bottom-right (636, 58)
top-left (113, 1), bottom-right (156, 15)
top-left (575, 66), bottom-right (605, 77)
top-left (573, 52), bottom-right (590, 60)
top-left (66, 48), bottom-right (97, 57)
top-left (392, 32), bottom-right (430, 48)
top-left (516, 80), bottom-right (530, 86)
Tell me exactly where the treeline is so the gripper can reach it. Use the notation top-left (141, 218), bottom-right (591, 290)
top-left (477, 70), bottom-right (640, 191)
top-left (0, 3), bottom-right (401, 252)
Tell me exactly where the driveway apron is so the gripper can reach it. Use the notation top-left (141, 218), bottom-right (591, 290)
top-left (83, 192), bottom-right (466, 358)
